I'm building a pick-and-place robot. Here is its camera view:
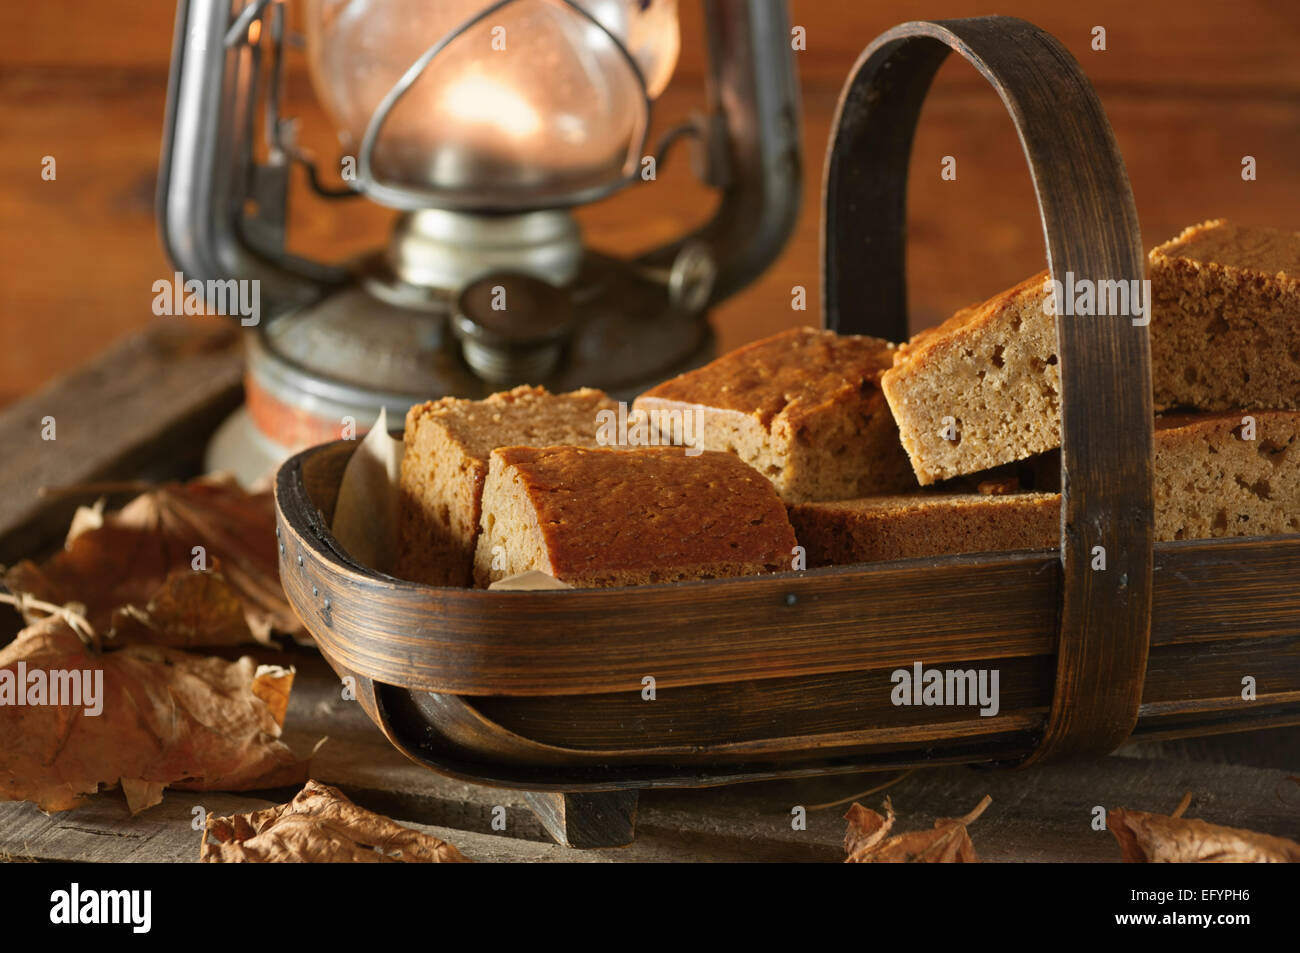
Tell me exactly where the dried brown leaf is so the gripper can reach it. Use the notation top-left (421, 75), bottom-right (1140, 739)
top-left (845, 795), bottom-right (991, 863)
top-left (201, 780), bottom-right (472, 863)
top-left (0, 616), bottom-right (306, 813)
top-left (4, 474), bottom-right (301, 647)
top-left (1108, 806), bottom-right (1300, 863)
top-left (843, 800), bottom-right (896, 857)
top-left (106, 569), bottom-right (257, 649)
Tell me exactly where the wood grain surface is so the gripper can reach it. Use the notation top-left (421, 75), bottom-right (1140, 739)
top-left (0, 321), bottom-right (243, 564)
top-left (271, 438), bottom-right (1300, 790)
top-left (2, 1), bottom-right (1298, 405)
top-left (281, 441), bottom-right (1300, 695)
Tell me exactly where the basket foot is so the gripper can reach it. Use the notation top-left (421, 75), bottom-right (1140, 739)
top-left (523, 790), bottom-right (638, 849)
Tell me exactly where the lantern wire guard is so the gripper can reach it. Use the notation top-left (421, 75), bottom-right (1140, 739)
top-left (163, 0), bottom-right (802, 482)
top-left (221, 0), bottom-right (668, 212)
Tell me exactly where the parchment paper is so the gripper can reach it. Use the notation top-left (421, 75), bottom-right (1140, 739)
top-left (331, 408), bottom-right (403, 575)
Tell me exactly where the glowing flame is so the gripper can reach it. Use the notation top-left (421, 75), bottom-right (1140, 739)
top-left (441, 70), bottom-right (543, 140)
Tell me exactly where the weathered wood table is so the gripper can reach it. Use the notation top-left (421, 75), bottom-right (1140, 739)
top-left (1, 325), bottom-right (1296, 863)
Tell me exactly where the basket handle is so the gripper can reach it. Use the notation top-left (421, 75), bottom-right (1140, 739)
top-left (822, 16), bottom-right (1154, 761)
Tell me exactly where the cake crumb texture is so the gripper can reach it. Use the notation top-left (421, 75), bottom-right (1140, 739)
top-left (1149, 219), bottom-right (1300, 412)
top-left (1153, 410), bottom-right (1300, 540)
top-left (880, 272), bottom-right (1060, 485)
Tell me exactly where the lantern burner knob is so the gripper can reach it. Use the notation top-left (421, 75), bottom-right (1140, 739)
top-left (452, 273), bottom-right (575, 385)
top-left (662, 241), bottom-right (717, 314)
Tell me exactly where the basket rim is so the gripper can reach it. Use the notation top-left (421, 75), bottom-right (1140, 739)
top-left (277, 436), bottom-right (1300, 597)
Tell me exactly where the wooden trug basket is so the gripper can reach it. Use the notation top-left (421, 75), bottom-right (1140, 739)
top-left (274, 17), bottom-right (1300, 848)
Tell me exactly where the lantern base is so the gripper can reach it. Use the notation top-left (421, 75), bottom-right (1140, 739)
top-left (205, 252), bottom-right (716, 485)
top-left (204, 406), bottom-right (292, 489)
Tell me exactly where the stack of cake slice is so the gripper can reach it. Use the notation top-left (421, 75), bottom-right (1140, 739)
top-left (791, 411), bottom-right (1300, 566)
top-left (391, 219), bottom-right (1299, 588)
top-left (803, 218), bottom-right (1299, 565)
top-left (633, 327), bottom-right (917, 502)
top-left (395, 385), bottom-right (617, 586)
top-left (395, 386), bottom-right (800, 589)
top-left (880, 219), bottom-right (1299, 487)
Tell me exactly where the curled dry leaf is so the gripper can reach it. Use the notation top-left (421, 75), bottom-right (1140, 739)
top-left (1108, 806), bottom-right (1300, 863)
top-left (107, 569), bottom-right (256, 649)
top-left (0, 616), bottom-right (306, 814)
top-left (844, 795), bottom-right (991, 863)
top-left (201, 780), bottom-right (472, 863)
top-left (3, 474), bottom-right (301, 648)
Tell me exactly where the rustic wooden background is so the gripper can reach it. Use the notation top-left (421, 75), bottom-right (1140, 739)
top-left (1, 0), bottom-right (1297, 408)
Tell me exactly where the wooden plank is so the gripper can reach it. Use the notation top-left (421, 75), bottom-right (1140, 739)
top-left (0, 322), bottom-right (243, 565)
top-left (0, 649), bottom-right (1293, 862)
top-left (2, 748), bottom-right (1293, 863)
top-left (4, 0), bottom-right (1299, 94)
top-left (0, 793), bottom-right (268, 864)
top-left (0, 793), bottom-right (835, 864)
top-left (5, 60), bottom-right (1300, 403)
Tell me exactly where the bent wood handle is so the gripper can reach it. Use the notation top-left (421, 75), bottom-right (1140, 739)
top-left (822, 16), bottom-right (1154, 761)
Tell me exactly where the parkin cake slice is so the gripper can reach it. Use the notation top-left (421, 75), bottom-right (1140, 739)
top-left (1148, 219), bottom-right (1300, 412)
top-left (395, 385), bottom-right (616, 587)
top-left (879, 272), bottom-right (1060, 486)
top-left (632, 327), bottom-right (916, 503)
top-left (1153, 410), bottom-right (1300, 540)
top-left (473, 446), bottom-right (799, 588)
top-left (787, 492), bottom-right (1060, 567)
top-left (789, 410), bottom-right (1300, 566)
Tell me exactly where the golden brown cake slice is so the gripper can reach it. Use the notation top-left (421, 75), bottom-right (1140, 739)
top-left (1153, 410), bottom-right (1300, 540)
top-left (788, 492), bottom-right (1060, 566)
top-left (473, 446), bottom-right (798, 588)
top-left (1149, 219), bottom-right (1300, 412)
top-left (395, 386), bottom-right (616, 587)
top-left (632, 327), bottom-right (915, 502)
top-left (792, 410), bottom-right (1300, 567)
top-left (879, 272), bottom-right (1060, 486)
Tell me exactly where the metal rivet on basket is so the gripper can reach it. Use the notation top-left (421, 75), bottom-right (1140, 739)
top-left (784, 593), bottom-right (798, 607)
top-left (297, 554), bottom-right (304, 567)
top-left (278, 542), bottom-right (285, 556)
top-left (312, 585), bottom-right (318, 597)
top-left (275, 526), bottom-right (280, 539)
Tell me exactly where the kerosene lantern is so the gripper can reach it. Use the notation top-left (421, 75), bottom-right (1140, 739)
top-left (159, 0), bottom-right (800, 482)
